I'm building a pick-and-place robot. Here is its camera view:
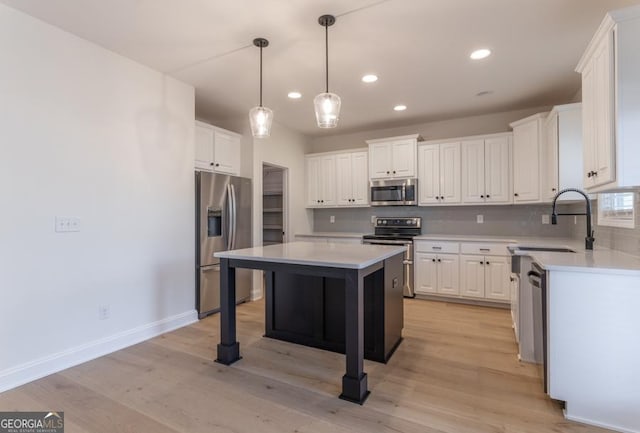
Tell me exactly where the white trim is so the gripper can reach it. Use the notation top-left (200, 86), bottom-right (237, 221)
top-left (597, 192), bottom-right (635, 229)
top-left (564, 409), bottom-right (638, 433)
top-left (0, 310), bottom-right (198, 393)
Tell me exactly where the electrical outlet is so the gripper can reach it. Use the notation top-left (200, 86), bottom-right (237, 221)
top-left (98, 305), bottom-right (110, 320)
top-left (542, 214), bottom-right (550, 224)
top-left (329, 215), bottom-right (335, 223)
top-left (55, 216), bottom-right (81, 232)
top-left (371, 215), bottom-right (377, 224)
top-left (476, 214), bottom-right (484, 224)
top-left (574, 216), bottom-right (578, 224)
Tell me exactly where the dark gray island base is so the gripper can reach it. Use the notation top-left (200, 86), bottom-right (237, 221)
top-left (214, 242), bottom-right (406, 404)
top-left (264, 255), bottom-right (404, 363)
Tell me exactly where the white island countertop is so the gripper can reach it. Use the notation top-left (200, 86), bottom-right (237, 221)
top-left (214, 241), bottom-right (406, 270)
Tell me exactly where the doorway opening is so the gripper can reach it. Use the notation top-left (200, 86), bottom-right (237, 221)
top-left (262, 163), bottom-right (287, 246)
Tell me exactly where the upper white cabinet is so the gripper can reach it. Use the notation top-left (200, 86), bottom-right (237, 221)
top-left (306, 150), bottom-right (368, 208)
top-left (576, 7), bottom-right (640, 192)
top-left (336, 151), bottom-right (369, 206)
top-left (195, 121), bottom-right (241, 175)
top-left (418, 142), bottom-right (461, 205)
top-left (306, 154), bottom-right (336, 207)
top-left (510, 113), bottom-right (547, 203)
top-left (367, 134), bottom-right (419, 179)
top-left (542, 104), bottom-right (584, 202)
top-left (461, 134), bottom-right (512, 204)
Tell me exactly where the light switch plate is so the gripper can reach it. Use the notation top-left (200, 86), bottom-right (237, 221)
top-left (55, 216), bottom-right (81, 232)
top-left (476, 214), bottom-right (484, 224)
top-left (542, 214), bottom-right (550, 224)
top-left (329, 215), bottom-right (335, 223)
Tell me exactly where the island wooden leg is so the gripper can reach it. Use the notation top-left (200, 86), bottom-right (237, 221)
top-left (216, 258), bottom-right (241, 365)
top-left (340, 269), bottom-right (369, 404)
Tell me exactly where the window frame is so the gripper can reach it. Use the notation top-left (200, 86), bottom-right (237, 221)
top-left (597, 192), bottom-right (636, 229)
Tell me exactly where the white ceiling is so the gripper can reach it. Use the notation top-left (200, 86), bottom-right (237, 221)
top-left (3, 0), bottom-right (640, 137)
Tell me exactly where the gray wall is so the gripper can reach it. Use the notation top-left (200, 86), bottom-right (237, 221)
top-left (569, 193), bottom-right (640, 255)
top-left (314, 204), bottom-right (575, 238)
top-left (309, 105), bottom-right (551, 153)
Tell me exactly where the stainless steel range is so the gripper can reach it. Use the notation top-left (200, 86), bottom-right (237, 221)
top-left (362, 217), bottom-right (422, 298)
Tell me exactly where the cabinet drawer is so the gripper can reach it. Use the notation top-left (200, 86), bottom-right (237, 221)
top-left (415, 241), bottom-right (459, 254)
top-left (460, 242), bottom-right (508, 256)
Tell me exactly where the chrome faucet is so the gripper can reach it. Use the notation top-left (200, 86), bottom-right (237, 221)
top-left (551, 188), bottom-right (594, 250)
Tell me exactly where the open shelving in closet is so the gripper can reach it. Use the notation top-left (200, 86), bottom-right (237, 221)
top-left (262, 164), bottom-right (285, 246)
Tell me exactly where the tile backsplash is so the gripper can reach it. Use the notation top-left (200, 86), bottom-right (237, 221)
top-left (313, 204), bottom-right (575, 238)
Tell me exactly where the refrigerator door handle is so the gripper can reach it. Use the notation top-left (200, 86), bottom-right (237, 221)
top-left (230, 183), bottom-right (238, 250)
top-left (226, 184), bottom-right (233, 251)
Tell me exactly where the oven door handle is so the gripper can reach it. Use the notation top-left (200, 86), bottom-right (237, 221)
top-left (363, 240), bottom-right (412, 246)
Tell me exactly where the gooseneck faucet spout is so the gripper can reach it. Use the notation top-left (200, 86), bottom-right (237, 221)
top-left (551, 188), bottom-right (594, 250)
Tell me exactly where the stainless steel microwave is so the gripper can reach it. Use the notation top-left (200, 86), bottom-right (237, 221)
top-left (370, 178), bottom-right (418, 206)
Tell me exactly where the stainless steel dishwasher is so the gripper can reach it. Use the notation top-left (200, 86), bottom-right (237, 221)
top-left (527, 262), bottom-right (548, 393)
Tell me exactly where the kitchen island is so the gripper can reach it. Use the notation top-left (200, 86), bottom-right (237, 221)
top-left (214, 241), bottom-right (406, 404)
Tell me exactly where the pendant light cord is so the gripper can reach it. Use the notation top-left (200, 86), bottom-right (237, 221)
top-left (259, 45), bottom-right (263, 107)
top-left (325, 23), bottom-right (329, 93)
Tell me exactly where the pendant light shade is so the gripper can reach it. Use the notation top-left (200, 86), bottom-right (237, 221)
top-left (249, 38), bottom-right (273, 138)
top-left (314, 15), bottom-right (340, 129)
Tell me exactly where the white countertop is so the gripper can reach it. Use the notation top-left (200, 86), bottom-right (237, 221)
top-left (295, 232), bottom-right (367, 239)
top-left (417, 234), bottom-right (640, 275)
top-left (214, 241), bottom-right (406, 269)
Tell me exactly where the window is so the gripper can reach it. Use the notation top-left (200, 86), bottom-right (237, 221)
top-left (597, 192), bottom-right (636, 229)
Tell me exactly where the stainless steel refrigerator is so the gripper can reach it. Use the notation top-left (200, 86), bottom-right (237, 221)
top-left (196, 171), bottom-right (252, 318)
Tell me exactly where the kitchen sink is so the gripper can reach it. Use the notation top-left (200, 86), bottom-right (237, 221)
top-left (515, 246), bottom-right (576, 253)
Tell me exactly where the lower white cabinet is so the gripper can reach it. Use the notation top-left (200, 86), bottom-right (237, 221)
top-left (414, 239), bottom-right (510, 303)
top-left (460, 255), bottom-right (510, 301)
top-left (415, 253), bottom-right (459, 296)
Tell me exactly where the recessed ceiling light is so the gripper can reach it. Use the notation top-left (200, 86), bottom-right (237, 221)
top-left (393, 105), bottom-right (407, 112)
top-left (287, 91), bottom-right (302, 99)
top-left (470, 48), bottom-right (492, 60)
top-left (361, 74), bottom-right (378, 83)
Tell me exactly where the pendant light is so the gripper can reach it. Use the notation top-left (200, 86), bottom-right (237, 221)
top-left (249, 38), bottom-right (273, 138)
top-left (314, 15), bottom-right (341, 128)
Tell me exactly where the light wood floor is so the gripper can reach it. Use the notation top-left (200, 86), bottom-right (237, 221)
top-left (0, 299), bottom-right (611, 433)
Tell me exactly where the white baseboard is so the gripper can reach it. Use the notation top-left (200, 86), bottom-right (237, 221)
top-left (564, 408), bottom-right (638, 433)
top-left (0, 309), bottom-right (198, 393)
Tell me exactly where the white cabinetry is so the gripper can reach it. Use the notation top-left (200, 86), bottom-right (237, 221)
top-left (510, 113), bottom-right (547, 203)
top-left (576, 8), bottom-right (640, 191)
top-left (306, 154), bottom-right (336, 207)
top-left (414, 240), bottom-right (510, 303)
top-left (336, 151), bottom-right (369, 206)
top-left (306, 149), bottom-right (368, 208)
top-left (367, 134), bottom-right (419, 179)
top-left (542, 104), bottom-right (584, 202)
top-left (195, 120), bottom-right (241, 175)
top-left (418, 142), bottom-right (460, 205)
top-left (461, 134), bottom-right (512, 204)
top-left (460, 255), bottom-right (510, 301)
top-left (415, 241), bottom-right (460, 296)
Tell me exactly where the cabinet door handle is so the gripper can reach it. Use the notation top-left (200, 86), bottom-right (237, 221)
top-left (393, 170), bottom-right (396, 174)
top-left (386, 171), bottom-right (390, 174)
top-left (480, 248), bottom-right (490, 252)
top-left (215, 163), bottom-right (220, 167)
top-left (432, 246), bottom-right (442, 250)
top-left (486, 194), bottom-right (490, 198)
top-left (593, 171), bottom-right (598, 176)
top-left (486, 261), bottom-right (490, 265)
top-left (480, 195), bottom-right (484, 198)
top-left (480, 261), bottom-right (484, 265)
top-left (552, 188), bottom-right (556, 192)
top-left (210, 162), bottom-right (214, 166)
top-left (437, 259), bottom-right (441, 262)
top-left (432, 259), bottom-right (436, 262)
top-left (514, 193), bottom-right (519, 197)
